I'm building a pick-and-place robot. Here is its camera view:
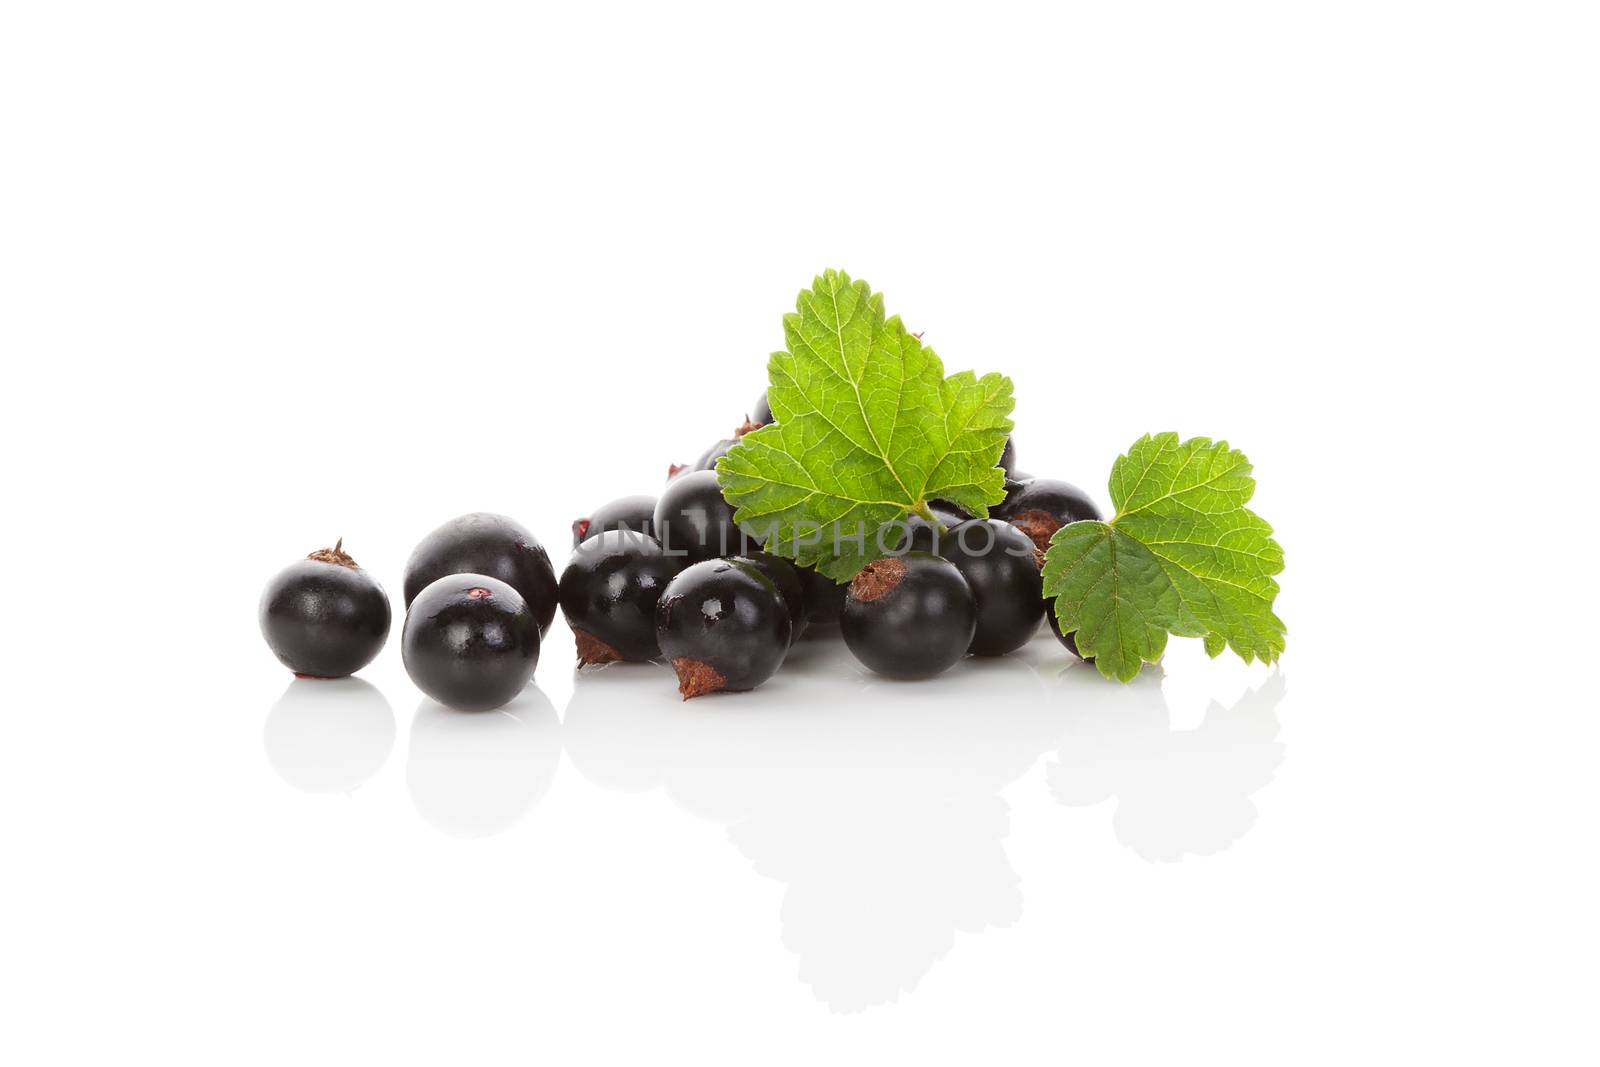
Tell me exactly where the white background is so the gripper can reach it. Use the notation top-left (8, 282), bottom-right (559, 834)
top-left (3, 2), bottom-right (1596, 1063)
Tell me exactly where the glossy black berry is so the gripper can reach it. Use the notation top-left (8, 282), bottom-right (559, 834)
top-left (655, 558), bottom-right (791, 698)
top-left (1002, 471), bottom-right (1033, 502)
top-left (937, 519), bottom-right (1045, 656)
top-left (404, 513), bottom-right (558, 636)
top-left (259, 540), bottom-right (391, 678)
top-left (653, 469), bottom-right (748, 562)
top-left (998, 435), bottom-right (1017, 476)
top-left (995, 478), bottom-right (1102, 555)
top-left (841, 552), bottom-right (976, 680)
top-left (729, 551), bottom-right (808, 643)
top-left (751, 390), bottom-right (773, 426)
top-left (402, 574), bottom-right (540, 711)
top-left (691, 438), bottom-right (738, 472)
top-left (572, 494), bottom-right (656, 546)
top-left (691, 410), bottom-right (763, 473)
top-left (798, 565), bottom-right (848, 630)
top-left (559, 530), bottom-right (684, 665)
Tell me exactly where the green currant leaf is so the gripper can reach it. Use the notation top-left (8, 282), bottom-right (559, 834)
top-left (717, 270), bottom-right (1014, 580)
top-left (1042, 433), bottom-right (1285, 681)
top-left (1041, 521), bottom-right (1201, 682)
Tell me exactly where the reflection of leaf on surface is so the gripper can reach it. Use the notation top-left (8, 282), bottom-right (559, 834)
top-left (562, 654), bottom-right (1059, 1013)
top-left (1048, 672), bottom-right (1285, 862)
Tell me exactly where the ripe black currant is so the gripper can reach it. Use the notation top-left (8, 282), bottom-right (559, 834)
top-left (798, 565), bottom-right (848, 630)
top-left (1001, 471), bottom-right (1033, 503)
top-left (259, 540), bottom-right (391, 678)
top-left (751, 390), bottom-right (772, 426)
top-left (655, 558), bottom-right (791, 698)
top-left (729, 551), bottom-right (808, 643)
top-left (572, 494), bottom-right (657, 546)
top-left (998, 435), bottom-right (1017, 476)
top-left (404, 513), bottom-right (559, 636)
top-left (653, 469), bottom-right (748, 562)
top-left (691, 437), bottom-right (738, 472)
top-left (937, 519), bottom-right (1045, 656)
top-left (841, 552), bottom-right (976, 680)
top-left (995, 478), bottom-right (1102, 554)
top-left (403, 574), bottom-right (540, 711)
top-left (558, 530), bottom-right (684, 665)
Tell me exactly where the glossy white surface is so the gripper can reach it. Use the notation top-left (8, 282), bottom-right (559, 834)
top-left (4, 2), bottom-right (1595, 1063)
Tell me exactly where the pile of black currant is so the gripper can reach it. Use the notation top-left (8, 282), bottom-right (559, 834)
top-left (258, 391), bottom-right (1102, 711)
top-left (259, 514), bottom-right (559, 712)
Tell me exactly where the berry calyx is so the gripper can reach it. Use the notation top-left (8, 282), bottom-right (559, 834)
top-left (574, 629), bottom-right (624, 666)
top-left (671, 657), bottom-right (727, 700)
top-left (305, 538), bottom-right (357, 568)
top-left (849, 557), bottom-right (905, 602)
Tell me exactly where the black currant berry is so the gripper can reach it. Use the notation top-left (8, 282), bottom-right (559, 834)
top-left (572, 494), bottom-right (656, 546)
top-left (841, 552), bottom-right (976, 680)
top-left (998, 435), bottom-right (1017, 476)
top-left (403, 574), bottom-right (540, 711)
top-left (655, 558), bottom-right (791, 698)
top-left (259, 540), bottom-right (391, 678)
top-left (995, 478), bottom-right (1102, 554)
top-left (559, 530), bottom-right (684, 666)
top-left (1046, 603), bottom-right (1091, 662)
top-left (937, 519), bottom-right (1045, 656)
top-left (751, 390), bottom-right (773, 426)
top-left (798, 565), bottom-right (848, 630)
top-left (404, 513), bottom-right (558, 636)
top-left (1001, 471), bottom-right (1033, 503)
top-left (653, 469), bottom-right (747, 562)
top-left (729, 551), bottom-right (808, 643)
top-left (691, 414), bottom-right (763, 474)
top-left (691, 438), bottom-right (738, 472)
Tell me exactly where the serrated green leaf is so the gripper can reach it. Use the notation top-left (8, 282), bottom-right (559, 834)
top-left (1043, 433), bottom-right (1285, 681)
top-left (717, 270), bottom-right (1014, 580)
top-left (1041, 521), bottom-right (1196, 682)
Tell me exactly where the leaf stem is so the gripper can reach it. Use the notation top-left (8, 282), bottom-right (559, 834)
top-left (911, 501), bottom-right (948, 537)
